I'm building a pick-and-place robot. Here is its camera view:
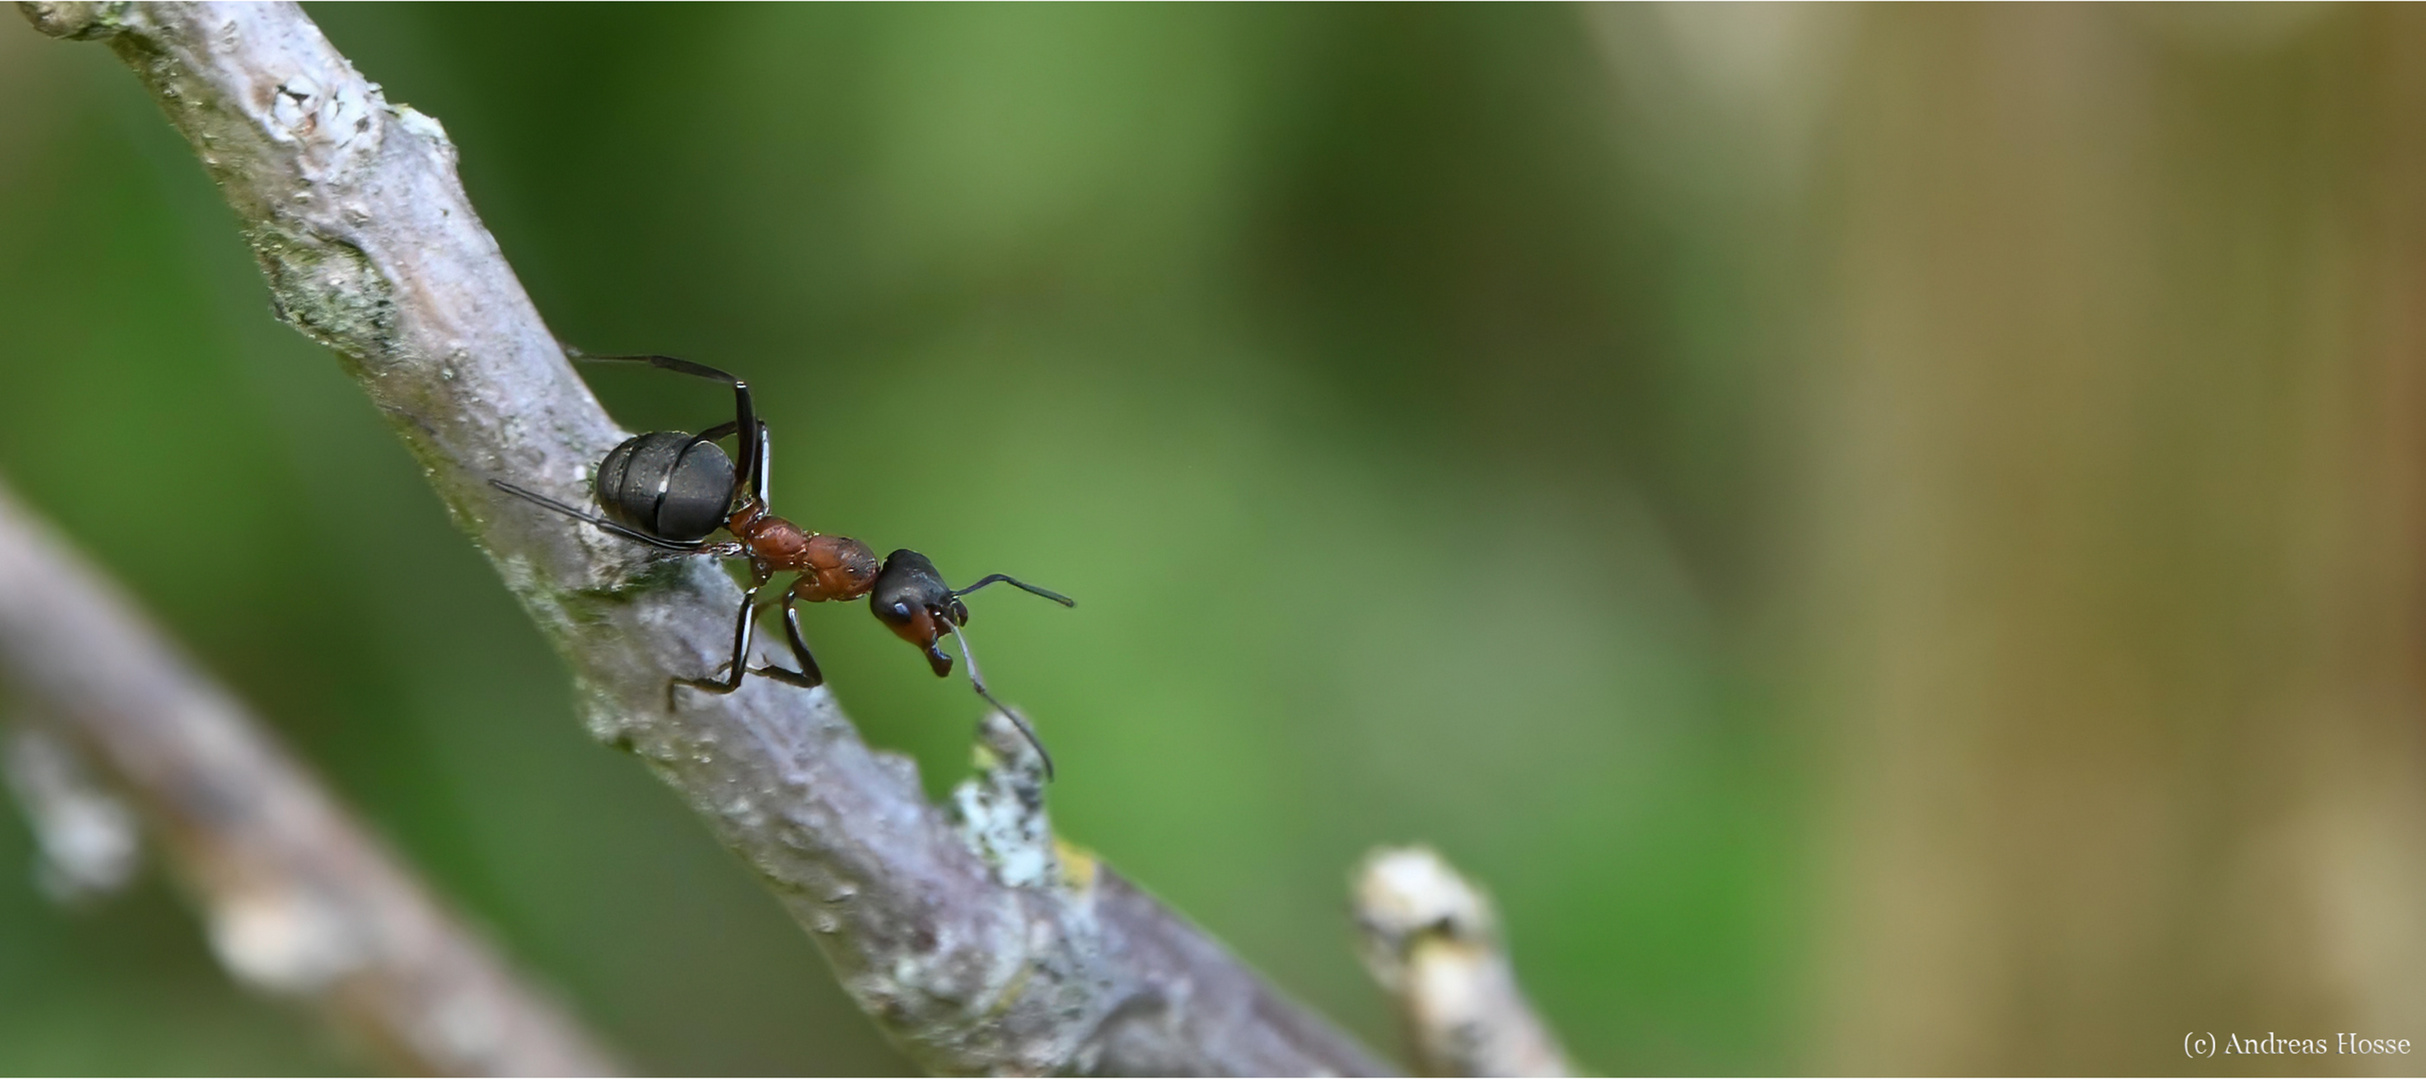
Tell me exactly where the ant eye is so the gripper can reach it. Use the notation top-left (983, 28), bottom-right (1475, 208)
top-left (891, 602), bottom-right (912, 618)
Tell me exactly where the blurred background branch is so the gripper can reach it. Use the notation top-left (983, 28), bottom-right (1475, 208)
top-left (1354, 847), bottom-right (1571, 1078)
top-left (3, 713), bottom-right (140, 905)
top-left (0, 477), bottom-right (617, 1075)
top-left (13, 2), bottom-right (1388, 1073)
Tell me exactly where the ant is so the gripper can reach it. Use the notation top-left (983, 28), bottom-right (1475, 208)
top-left (489, 353), bottom-right (1073, 777)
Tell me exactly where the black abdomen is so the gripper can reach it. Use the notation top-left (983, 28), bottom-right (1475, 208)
top-left (595, 431), bottom-right (735, 542)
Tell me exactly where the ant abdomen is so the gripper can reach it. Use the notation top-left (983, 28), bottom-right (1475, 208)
top-left (596, 430), bottom-right (733, 542)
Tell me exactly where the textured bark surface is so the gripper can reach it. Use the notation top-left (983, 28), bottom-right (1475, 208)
top-left (14, 2), bottom-right (1388, 1074)
top-left (0, 481), bottom-right (618, 1076)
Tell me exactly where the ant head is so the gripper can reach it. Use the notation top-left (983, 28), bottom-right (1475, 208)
top-left (866, 551), bottom-right (1071, 781)
top-left (870, 549), bottom-right (966, 676)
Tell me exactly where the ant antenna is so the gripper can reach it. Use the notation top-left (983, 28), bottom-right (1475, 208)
top-left (943, 620), bottom-right (1056, 780)
top-left (953, 574), bottom-right (1077, 607)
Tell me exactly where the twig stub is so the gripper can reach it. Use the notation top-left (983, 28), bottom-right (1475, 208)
top-left (1355, 846), bottom-right (1571, 1078)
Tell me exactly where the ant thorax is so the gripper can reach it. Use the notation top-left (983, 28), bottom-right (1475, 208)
top-left (733, 512), bottom-right (876, 601)
top-left (797, 531), bottom-right (882, 602)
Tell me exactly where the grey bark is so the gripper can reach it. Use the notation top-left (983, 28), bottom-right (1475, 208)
top-left (0, 480), bottom-right (619, 1076)
top-left (14, 2), bottom-right (1389, 1074)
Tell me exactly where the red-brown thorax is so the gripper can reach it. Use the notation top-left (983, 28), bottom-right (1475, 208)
top-left (726, 503), bottom-right (880, 602)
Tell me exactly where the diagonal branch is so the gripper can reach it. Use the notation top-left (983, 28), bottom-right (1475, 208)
top-left (14, 2), bottom-right (1390, 1073)
top-left (0, 479), bottom-right (619, 1076)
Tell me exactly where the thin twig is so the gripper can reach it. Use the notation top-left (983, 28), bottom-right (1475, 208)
top-left (1354, 847), bottom-right (1571, 1078)
top-left (0, 479), bottom-right (619, 1076)
top-left (13, 2), bottom-right (1389, 1073)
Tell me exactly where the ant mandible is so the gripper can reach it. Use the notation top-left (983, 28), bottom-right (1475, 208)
top-left (489, 353), bottom-right (1073, 777)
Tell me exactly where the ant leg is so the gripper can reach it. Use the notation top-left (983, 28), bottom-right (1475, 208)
top-left (754, 421), bottom-right (770, 509)
top-left (490, 479), bottom-right (731, 555)
top-left (683, 419), bottom-right (770, 510)
top-left (952, 574), bottom-right (1076, 607)
top-left (569, 353), bottom-right (761, 510)
top-left (747, 593), bottom-right (825, 689)
top-left (568, 351), bottom-right (745, 385)
top-left (669, 581), bottom-right (766, 707)
top-left (942, 621), bottom-right (1054, 780)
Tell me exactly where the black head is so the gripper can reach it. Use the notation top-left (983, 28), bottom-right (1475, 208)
top-left (595, 430), bottom-right (735, 543)
top-left (871, 549), bottom-right (968, 676)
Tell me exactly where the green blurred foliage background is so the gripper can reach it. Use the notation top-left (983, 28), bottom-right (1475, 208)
top-left (3, 4), bottom-right (2424, 1075)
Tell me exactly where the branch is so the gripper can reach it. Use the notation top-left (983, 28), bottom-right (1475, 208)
top-left (1354, 848), bottom-right (1571, 1078)
top-left (0, 480), bottom-right (619, 1075)
top-left (2, 713), bottom-right (140, 903)
top-left (14, 2), bottom-right (1390, 1073)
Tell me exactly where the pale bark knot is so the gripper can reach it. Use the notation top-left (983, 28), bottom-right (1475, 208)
top-left (268, 72), bottom-right (376, 182)
top-left (270, 75), bottom-right (325, 138)
top-left (207, 884), bottom-right (368, 994)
